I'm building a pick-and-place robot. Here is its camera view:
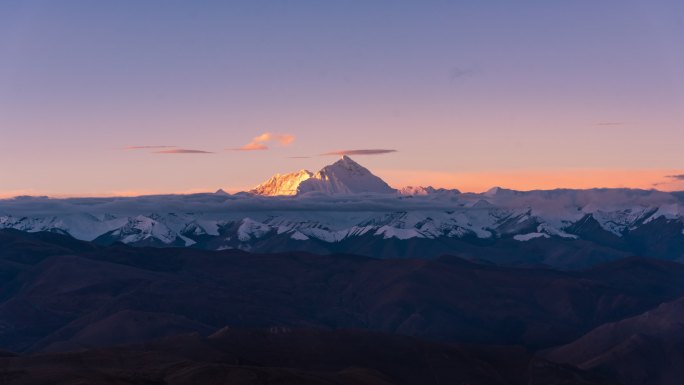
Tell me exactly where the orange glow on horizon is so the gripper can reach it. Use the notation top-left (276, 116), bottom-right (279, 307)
top-left (0, 187), bottom-right (247, 199)
top-left (2, 169), bottom-right (683, 199)
top-left (377, 168), bottom-right (684, 193)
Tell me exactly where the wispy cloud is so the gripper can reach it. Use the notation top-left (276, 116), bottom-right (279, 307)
top-left (125, 145), bottom-right (176, 150)
top-left (595, 122), bottom-right (625, 126)
top-left (154, 149), bottom-right (213, 154)
top-left (449, 67), bottom-right (476, 81)
top-left (233, 143), bottom-right (268, 151)
top-left (321, 149), bottom-right (397, 156)
top-left (229, 132), bottom-right (295, 151)
top-left (666, 174), bottom-right (684, 180)
top-left (255, 132), bottom-right (295, 146)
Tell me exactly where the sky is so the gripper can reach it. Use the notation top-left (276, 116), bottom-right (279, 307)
top-left (1, 0), bottom-right (683, 197)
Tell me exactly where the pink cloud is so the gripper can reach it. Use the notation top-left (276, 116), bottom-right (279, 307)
top-left (274, 134), bottom-right (295, 145)
top-left (232, 142), bottom-right (268, 151)
top-left (229, 132), bottom-right (295, 151)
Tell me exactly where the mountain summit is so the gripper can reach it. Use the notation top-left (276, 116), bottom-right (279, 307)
top-left (252, 156), bottom-right (396, 196)
top-left (298, 155), bottom-right (396, 195)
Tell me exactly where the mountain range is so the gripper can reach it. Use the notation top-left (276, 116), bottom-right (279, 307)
top-left (1, 156), bottom-right (684, 268)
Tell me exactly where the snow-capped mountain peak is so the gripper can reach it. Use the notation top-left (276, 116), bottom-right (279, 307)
top-left (325, 155), bottom-right (373, 177)
top-left (252, 156), bottom-right (396, 196)
top-left (298, 156), bottom-right (396, 195)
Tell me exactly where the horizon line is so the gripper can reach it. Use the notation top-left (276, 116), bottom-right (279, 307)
top-left (1, 185), bottom-right (682, 200)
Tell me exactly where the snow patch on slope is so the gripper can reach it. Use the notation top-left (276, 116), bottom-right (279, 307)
top-left (514, 233), bottom-right (550, 241)
top-left (237, 218), bottom-right (272, 241)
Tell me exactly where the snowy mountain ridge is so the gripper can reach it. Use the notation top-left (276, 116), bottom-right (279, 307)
top-left (1, 187), bottom-right (683, 254)
top-left (2, 157), bottom-right (684, 266)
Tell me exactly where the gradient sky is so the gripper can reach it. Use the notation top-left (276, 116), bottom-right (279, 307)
top-left (1, 1), bottom-right (683, 197)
